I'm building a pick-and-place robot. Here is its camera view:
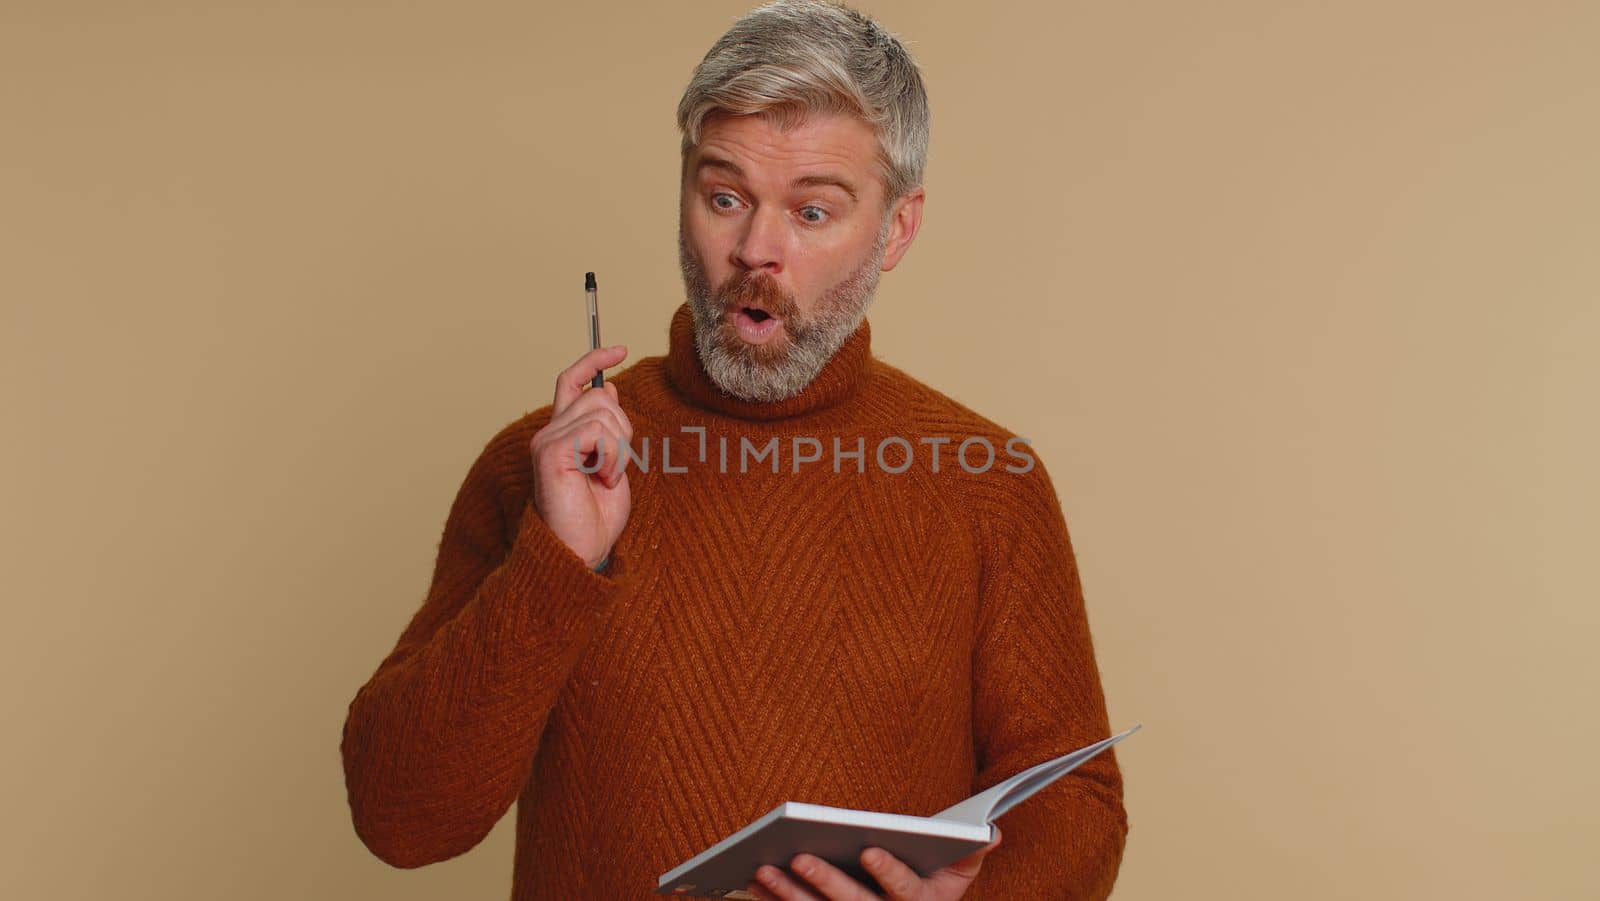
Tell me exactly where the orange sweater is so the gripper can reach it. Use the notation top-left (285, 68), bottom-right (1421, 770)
top-left (341, 303), bottom-right (1127, 898)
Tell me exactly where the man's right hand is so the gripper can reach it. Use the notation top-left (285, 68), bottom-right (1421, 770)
top-left (529, 345), bottom-right (633, 569)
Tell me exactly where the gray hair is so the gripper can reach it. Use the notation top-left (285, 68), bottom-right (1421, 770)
top-left (676, 0), bottom-right (930, 210)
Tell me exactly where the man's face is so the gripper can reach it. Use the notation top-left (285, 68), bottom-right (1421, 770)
top-left (678, 111), bottom-right (923, 403)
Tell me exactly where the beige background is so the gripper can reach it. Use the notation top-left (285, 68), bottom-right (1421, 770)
top-left (3, 1), bottom-right (1595, 898)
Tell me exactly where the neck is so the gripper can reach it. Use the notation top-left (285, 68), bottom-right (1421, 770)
top-left (663, 303), bottom-right (875, 421)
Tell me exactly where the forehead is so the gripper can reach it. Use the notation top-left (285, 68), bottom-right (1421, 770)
top-left (690, 111), bottom-right (881, 184)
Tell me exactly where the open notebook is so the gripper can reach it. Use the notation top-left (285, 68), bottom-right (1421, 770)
top-left (654, 724), bottom-right (1141, 898)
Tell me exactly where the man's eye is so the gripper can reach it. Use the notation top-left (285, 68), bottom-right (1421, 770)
top-left (799, 206), bottom-right (828, 224)
top-left (711, 193), bottom-right (740, 210)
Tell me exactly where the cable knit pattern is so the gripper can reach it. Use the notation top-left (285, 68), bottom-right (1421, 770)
top-left (341, 303), bottom-right (1127, 899)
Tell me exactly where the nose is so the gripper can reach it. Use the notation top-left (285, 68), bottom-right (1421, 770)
top-left (732, 204), bottom-right (785, 275)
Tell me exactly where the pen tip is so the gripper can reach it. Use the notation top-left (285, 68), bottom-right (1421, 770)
top-left (585, 272), bottom-right (596, 291)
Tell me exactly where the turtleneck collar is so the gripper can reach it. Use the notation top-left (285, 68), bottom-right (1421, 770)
top-left (662, 302), bottom-right (874, 422)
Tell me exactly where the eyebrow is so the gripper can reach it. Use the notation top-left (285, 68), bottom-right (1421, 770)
top-left (694, 155), bottom-right (859, 203)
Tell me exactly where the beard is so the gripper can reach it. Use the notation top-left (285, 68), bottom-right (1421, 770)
top-left (679, 216), bottom-right (891, 404)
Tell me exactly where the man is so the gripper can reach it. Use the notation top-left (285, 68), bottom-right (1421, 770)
top-left (340, 1), bottom-right (1127, 898)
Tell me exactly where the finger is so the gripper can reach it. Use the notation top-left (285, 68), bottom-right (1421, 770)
top-left (569, 426), bottom-right (626, 487)
top-left (858, 847), bottom-right (923, 899)
top-left (552, 345), bottom-right (627, 415)
top-left (537, 398), bottom-right (629, 467)
top-left (546, 381), bottom-right (633, 451)
top-left (753, 863), bottom-right (828, 900)
top-left (590, 403), bottom-right (632, 487)
top-left (787, 854), bottom-right (879, 900)
top-left (597, 382), bottom-right (634, 443)
top-left (745, 882), bottom-right (782, 901)
top-left (536, 413), bottom-right (620, 465)
top-left (550, 401), bottom-right (632, 485)
top-left (597, 383), bottom-right (635, 480)
top-left (537, 419), bottom-right (625, 482)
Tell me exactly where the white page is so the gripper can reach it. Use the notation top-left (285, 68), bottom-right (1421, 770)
top-left (933, 725), bottom-right (1141, 825)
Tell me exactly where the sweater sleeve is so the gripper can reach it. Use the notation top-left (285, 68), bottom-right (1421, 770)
top-left (965, 459), bottom-right (1127, 899)
top-left (339, 422), bottom-right (632, 868)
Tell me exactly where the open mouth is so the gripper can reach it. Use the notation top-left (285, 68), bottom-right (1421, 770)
top-left (733, 305), bottom-right (783, 344)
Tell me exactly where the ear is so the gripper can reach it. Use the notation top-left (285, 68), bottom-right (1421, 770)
top-left (880, 186), bottom-right (925, 272)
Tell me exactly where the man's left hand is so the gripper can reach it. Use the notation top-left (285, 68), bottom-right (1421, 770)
top-left (744, 826), bottom-right (1001, 901)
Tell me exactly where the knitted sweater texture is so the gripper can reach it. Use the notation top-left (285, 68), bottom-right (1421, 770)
top-left (341, 303), bottom-right (1127, 898)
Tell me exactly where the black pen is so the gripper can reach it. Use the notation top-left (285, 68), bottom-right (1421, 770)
top-left (585, 271), bottom-right (603, 388)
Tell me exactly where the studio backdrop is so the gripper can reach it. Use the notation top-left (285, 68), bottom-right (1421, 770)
top-left (2, 1), bottom-right (1595, 898)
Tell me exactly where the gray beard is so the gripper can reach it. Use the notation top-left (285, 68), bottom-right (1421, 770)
top-left (678, 217), bottom-right (890, 404)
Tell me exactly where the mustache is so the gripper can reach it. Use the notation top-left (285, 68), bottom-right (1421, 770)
top-left (718, 271), bottom-right (798, 321)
